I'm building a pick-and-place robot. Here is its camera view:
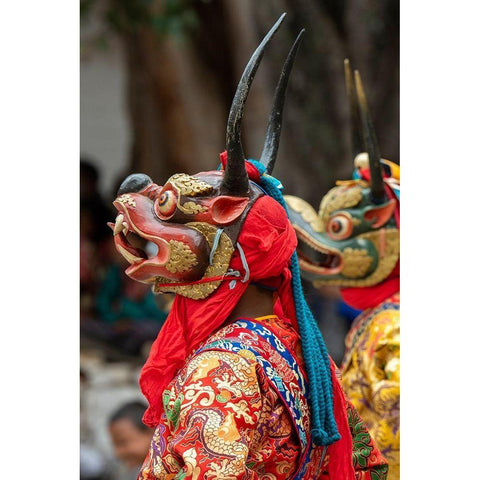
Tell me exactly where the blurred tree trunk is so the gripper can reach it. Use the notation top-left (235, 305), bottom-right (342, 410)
top-left (120, 0), bottom-right (235, 183)
top-left (121, 34), bottom-right (226, 183)
top-left (221, 0), bottom-right (272, 157)
top-left (107, 0), bottom-right (398, 205)
top-left (123, 29), bottom-right (194, 182)
top-left (251, 0), bottom-right (399, 205)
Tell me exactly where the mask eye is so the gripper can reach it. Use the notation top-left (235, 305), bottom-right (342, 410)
top-left (155, 189), bottom-right (178, 219)
top-left (326, 213), bottom-right (353, 240)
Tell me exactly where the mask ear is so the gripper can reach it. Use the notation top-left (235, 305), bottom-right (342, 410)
top-left (210, 196), bottom-right (250, 225)
top-left (363, 199), bottom-right (396, 228)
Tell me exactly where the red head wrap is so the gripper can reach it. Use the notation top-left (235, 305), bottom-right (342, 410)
top-left (138, 176), bottom-right (356, 478)
top-left (139, 195), bottom-right (298, 427)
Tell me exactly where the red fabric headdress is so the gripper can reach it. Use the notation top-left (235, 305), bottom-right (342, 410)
top-left (139, 195), bottom-right (298, 427)
top-left (139, 164), bottom-right (355, 477)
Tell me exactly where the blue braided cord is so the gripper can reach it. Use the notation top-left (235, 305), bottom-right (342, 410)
top-left (236, 242), bottom-right (250, 283)
top-left (247, 159), bottom-right (340, 446)
top-left (209, 228), bottom-right (224, 265)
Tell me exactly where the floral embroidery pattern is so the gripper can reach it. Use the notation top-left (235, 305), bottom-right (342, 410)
top-left (138, 316), bottom-right (388, 479)
top-left (342, 294), bottom-right (399, 480)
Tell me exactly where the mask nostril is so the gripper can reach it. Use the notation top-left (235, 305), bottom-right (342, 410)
top-left (117, 173), bottom-right (153, 196)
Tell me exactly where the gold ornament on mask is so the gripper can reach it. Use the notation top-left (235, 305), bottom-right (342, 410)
top-left (177, 201), bottom-right (209, 215)
top-left (341, 248), bottom-right (374, 278)
top-left (313, 228), bottom-right (399, 288)
top-left (154, 223), bottom-right (235, 300)
top-left (164, 240), bottom-right (199, 274)
top-left (117, 194), bottom-right (136, 208)
top-left (318, 186), bottom-right (363, 231)
top-left (284, 195), bottom-right (323, 232)
top-left (169, 173), bottom-right (215, 197)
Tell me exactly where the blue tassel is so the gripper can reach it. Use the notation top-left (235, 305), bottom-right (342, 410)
top-left (247, 159), bottom-right (340, 446)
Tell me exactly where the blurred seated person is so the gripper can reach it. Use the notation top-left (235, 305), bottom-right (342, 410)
top-left (81, 369), bottom-right (111, 480)
top-left (80, 443), bottom-right (110, 480)
top-left (109, 401), bottom-right (153, 479)
top-left (80, 158), bottom-right (114, 318)
top-left (87, 237), bottom-right (168, 356)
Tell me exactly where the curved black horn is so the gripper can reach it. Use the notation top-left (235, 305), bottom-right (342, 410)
top-left (222, 13), bottom-right (286, 195)
top-left (344, 59), bottom-right (364, 158)
top-left (354, 70), bottom-right (386, 203)
top-left (260, 29), bottom-right (305, 175)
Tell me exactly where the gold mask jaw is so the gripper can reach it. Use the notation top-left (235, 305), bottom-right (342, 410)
top-left (311, 229), bottom-right (399, 288)
top-left (153, 223), bottom-right (235, 300)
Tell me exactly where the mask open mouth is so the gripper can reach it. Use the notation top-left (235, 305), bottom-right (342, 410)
top-left (108, 214), bottom-right (169, 269)
top-left (294, 226), bottom-right (343, 275)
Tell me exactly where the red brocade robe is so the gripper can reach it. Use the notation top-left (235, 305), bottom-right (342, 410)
top-left (138, 315), bottom-right (388, 479)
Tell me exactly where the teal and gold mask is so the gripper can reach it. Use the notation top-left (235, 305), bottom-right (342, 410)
top-left (285, 61), bottom-right (399, 288)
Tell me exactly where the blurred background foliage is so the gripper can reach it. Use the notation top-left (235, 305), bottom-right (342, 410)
top-left (80, 0), bottom-right (398, 210)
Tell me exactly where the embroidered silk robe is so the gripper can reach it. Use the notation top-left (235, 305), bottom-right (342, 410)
top-left (341, 293), bottom-right (400, 480)
top-left (138, 315), bottom-right (388, 479)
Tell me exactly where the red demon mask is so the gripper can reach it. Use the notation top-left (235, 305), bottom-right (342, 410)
top-left (108, 14), bottom-right (304, 300)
